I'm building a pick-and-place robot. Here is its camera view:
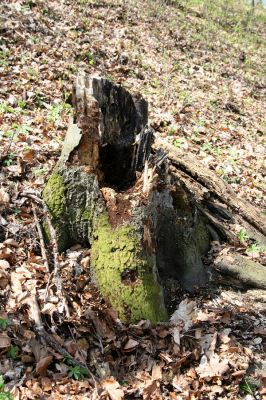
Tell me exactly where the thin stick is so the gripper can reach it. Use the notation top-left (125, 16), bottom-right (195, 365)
top-left (32, 202), bottom-right (50, 272)
top-left (22, 191), bottom-right (70, 318)
top-left (26, 293), bottom-right (98, 390)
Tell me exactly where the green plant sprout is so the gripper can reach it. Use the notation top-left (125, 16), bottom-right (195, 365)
top-left (85, 52), bottom-right (95, 65)
top-left (48, 102), bottom-right (72, 124)
top-left (0, 102), bottom-right (14, 114)
top-left (7, 346), bottom-right (18, 359)
top-left (236, 228), bottom-right (249, 243)
top-left (246, 243), bottom-right (260, 255)
top-left (168, 125), bottom-right (178, 136)
top-left (0, 319), bottom-right (10, 330)
top-left (3, 153), bottom-right (16, 167)
top-left (68, 365), bottom-right (89, 380)
top-left (173, 138), bottom-right (185, 148)
top-left (0, 51), bottom-right (10, 68)
top-left (32, 167), bottom-right (49, 177)
top-left (0, 375), bottom-right (13, 400)
top-left (239, 377), bottom-right (258, 396)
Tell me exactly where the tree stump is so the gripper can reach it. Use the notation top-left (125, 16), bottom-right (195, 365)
top-left (43, 73), bottom-right (266, 323)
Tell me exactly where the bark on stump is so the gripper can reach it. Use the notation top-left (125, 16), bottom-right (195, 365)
top-left (43, 73), bottom-right (266, 323)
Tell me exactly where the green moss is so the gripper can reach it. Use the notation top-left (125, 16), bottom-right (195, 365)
top-left (91, 215), bottom-right (167, 324)
top-left (42, 172), bottom-right (72, 251)
top-left (82, 209), bottom-right (93, 221)
top-left (43, 173), bottom-right (66, 219)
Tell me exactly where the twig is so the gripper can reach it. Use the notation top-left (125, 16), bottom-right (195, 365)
top-left (32, 202), bottom-right (50, 272)
top-left (21, 190), bottom-right (70, 318)
top-left (44, 271), bottom-right (54, 302)
top-left (27, 293), bottom-right (98, 389)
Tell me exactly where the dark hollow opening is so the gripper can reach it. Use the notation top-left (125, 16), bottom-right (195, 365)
top-left (99, 144), bottom-right (136, 190)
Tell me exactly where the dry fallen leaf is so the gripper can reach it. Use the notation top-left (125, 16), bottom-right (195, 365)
top-left (196, 353), bottom-right (229, 379)
top-left (199, 332), bottom-right (218, 356)
top-left (0, 246), bottom-right (14, 262)
top-left (0, 259), bottom-right (10, 269)
top-left (151, 363), bottom-right (162, 380)
top-left (172, 374), bottom-right (190, 392)
top-left (4, 238), bottom-right (19, 248)
top-left (123, 338), bottom-right (139, 352)
top-left (254, 327), bottom-right (266, 337)
top-left (0, 332), bottom-right (11, 348)
top-left (0, 269), bottom-right (9, 288)
top-left (143, 379), bottom-right (160, 400)
top-left (0, 188), bottom-right (10, 211)
top-left (36, 355), bottom-right (53, 376)
top-left (102, 377), bottom-right (124, 400)
top-left (159, 352), bottom-right (173, 364)
top-left (171, 298), bottom-right (196, 328)
top-left (41, 376), bottom-right (53, 392)
top-left (170, 298), bottom-right (196, 345)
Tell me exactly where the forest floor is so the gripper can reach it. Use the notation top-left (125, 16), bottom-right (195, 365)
top-left (0, 0), bottom-right (265, 399)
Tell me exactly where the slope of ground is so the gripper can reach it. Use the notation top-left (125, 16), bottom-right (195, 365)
top-left (0, 0), bottom-right (265, 399)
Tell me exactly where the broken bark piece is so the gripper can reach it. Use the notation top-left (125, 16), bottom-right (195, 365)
top-left (214, 250), bottom-right (266, 289)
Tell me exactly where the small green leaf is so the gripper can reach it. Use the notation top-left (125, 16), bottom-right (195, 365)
top-left (7, 345), bottom-right (18, 359)
top-left (246, 243), bottom-right (260, 256)
top-left (0, 376), bottom-right (4, 391)
top-left (236, 228), bottom-right (249, 244)
top-left (0, 319), bottom-right (10, 330)
top-left (240, 377), bottom-right (258, 395)
top-left (0, 392), bottom-right (13, 400)
top-left (68, 365), bottom-right (89, 380)
top-left (173, 138), bottom-right (184, 148)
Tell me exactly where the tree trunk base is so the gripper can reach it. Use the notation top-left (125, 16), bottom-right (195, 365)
top-left (43, 73), bottom-right (266, 323)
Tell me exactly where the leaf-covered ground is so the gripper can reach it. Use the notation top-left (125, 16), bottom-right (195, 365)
top-left (0, 0), bottom-right (265, 399)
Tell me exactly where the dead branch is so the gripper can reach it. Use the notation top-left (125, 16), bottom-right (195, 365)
top-left (21, 191), bottom-right (70, 318)
top-left (32, 202), bottom-right (50, 272)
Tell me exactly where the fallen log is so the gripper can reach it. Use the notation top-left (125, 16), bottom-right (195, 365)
top-left (154, 139), bottom-right (266, 237)
top-left (214, 250), bottom-right (266, 290)
top-left (43, 73), bottom-right (266, 323)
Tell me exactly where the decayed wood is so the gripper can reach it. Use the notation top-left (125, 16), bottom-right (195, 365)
top-left (43, 73), bottom-right (265, 323)
top-left (214, 250), bottom-right (266, 289)
top-left (154, 139), bottom-right (266, 237)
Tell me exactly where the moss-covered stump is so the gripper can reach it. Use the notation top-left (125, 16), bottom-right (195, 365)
top-left (42, 73), bottom-right (168, 324)
top-left (43, 165), bottom-right (103, 252)
top-left (91, 215), bottom-right (167, 323)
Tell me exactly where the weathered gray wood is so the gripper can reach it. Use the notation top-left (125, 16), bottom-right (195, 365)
top-left (154, 139), bottom-right (266, 237)
top-left (214, 250), bottom-right (266, 289)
